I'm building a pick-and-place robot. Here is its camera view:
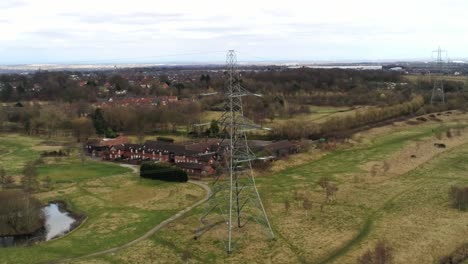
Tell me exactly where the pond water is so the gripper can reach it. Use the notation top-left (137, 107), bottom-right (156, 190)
top-left (0, 203), bottom-right (77, 247)
top-left (43, 203), bottom-right (76, 241)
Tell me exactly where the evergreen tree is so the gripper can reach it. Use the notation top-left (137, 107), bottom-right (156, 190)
top-left (92, 108), bottom-right (107, 136)
top-left (1, 83), bottom-right (13, 101)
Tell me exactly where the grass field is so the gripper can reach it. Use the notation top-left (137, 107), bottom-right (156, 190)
top-left (0, 135), bottom-right (205, 264)
top-left (0, 134), bottom-right (43, 174)
top-left (272, 105), bottom-right (362, 126)
top-left (71, 112), bottom-right (468, 264)
top-left (404, 74), bottom-right (468, 83)
top-left (202, 106), bottom-right (361, 129)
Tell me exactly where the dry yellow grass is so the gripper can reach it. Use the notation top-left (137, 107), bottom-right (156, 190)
top-left (100, 183), bottom-right (202, 211)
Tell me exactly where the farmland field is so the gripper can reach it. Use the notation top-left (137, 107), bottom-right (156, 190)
top-left (68, 112), bottom-right (468, 264)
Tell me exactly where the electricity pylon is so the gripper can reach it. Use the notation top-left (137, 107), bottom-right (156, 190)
top-left (431, 46), bottom-right (447, 104)
top-left (195, 50), bottom-right (275, 253)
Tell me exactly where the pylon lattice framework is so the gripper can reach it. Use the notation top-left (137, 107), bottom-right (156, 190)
top-left (431, 46), bottom-right (447, 105)
top-left (195, 50), bottom-right (275, 253)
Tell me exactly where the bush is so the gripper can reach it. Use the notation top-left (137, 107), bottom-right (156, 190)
top-left (156, 137), bottom-right (174, 143)
top-left (358, 241), bottom-right (393, 264)
top-left (439, 243), bottom-right (468, 264)
top-left (140, 162), bottom-right (188, 182)
top-left (449, 185), bottom-right (468, 211)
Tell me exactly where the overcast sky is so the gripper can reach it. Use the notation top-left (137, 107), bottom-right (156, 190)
top-left (0, 0), bottom-right (467, 64)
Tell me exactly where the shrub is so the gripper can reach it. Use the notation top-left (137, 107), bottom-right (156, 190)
top-left (358, 241), bottom-right (393, 264)
top-left (439, 243), bottom-right (468, 264)
top-left (446, 129), bottom-right (453, 138)
top-left (251, 159), bottom-right (272, 171)
top-left (449, 185), bottom-right (468, 211)
top-left (156, 137), bottom-right (174, 143)
top-left (140, 162), bottom-right (188, 182)
top-left (318, 176), bottom-right (338, 202)
top-left (283, 198), bottom-right (291, 213)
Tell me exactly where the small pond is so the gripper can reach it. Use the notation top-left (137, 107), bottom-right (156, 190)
top-left (0, 203), bottom-right (78, 247)
top-left (43, 203), bottom-right (76, 241)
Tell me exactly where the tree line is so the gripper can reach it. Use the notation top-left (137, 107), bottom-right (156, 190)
top-left (271, 95), bottom-right (425, 140)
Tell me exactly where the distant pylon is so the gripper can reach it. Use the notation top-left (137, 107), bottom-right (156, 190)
top-left (195, 50), bottom-right (275, 253)
top-left (431, 46), bottom-right (447, 105)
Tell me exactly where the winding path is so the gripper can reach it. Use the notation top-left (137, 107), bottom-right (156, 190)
top-left (54, 178), bottom-right (211, 263)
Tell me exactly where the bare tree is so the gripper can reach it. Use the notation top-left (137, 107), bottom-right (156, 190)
top-left (80, 145), bottom-right (86, 165)
top-left (370, 165), bottom-right (379, 177)
top-left (449, 185), bottom-right (468, 211)
top-left (21, 161), bottom-right (39, 194)
top-left (318, 176), bottom-right (338, 203)
top-left (318, 176), bottom-right (331, 190)
top-left (293, 189), bottom-right (303, 201)
top-left (21, 161), bottom-right (40, 228)
top-left (374, 241), bottom-right (393, 264)
top-left (0, 190), bottom-right (44, 237)
top-left (358, 251), bottom-right (374, 264)
top-left (42, 176), bottom-right (53, 190)
top-left (382, 161), bottom-right (390, 174)
top-left (326, 184), bottom-right (338, 203)
top-left (0, 167), bottom-right (14, 189)
top-left (181, 249), bottom-right (191, 263)
top-left (284, 198), bottom-right (291, 213)
top-left (446, 129), bottom-right (453, 138)
top-left (302, 197), bottom-right (312, 217)
top-left (358, 241), bottom-right (393, 264)
top-left (71, 117), bottom-right (95, 143)
top-left (0, 167), bottom-right (6, 189)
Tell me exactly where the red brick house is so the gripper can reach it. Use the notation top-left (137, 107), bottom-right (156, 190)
top-left (175, 162), bottom-right (214, 176)
top-left (86, 135), bottom-right (129, 157)
top-left (101, 140), bottom-right (216, 176)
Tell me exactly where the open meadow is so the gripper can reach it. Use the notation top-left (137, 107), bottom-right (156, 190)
top-left (202, 106), bottom-right (364, 134)
top-left (0, 135), bottom-right (205, 264)
top-left (404, 74), bottom-right (468, 84)
top-left (67, 111), bottom-right (468, 264)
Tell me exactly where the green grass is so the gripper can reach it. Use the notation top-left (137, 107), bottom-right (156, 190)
top-left (0, 134), bottom-right (42, 174)
top-left (0, 134), bottom-right (205, 264)
top-left (1, 208), bottom-right (175, 264)
top-left (38, 161), bottom-right (130, 183)
top-left (258, 123), bottom-right (443, 192)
